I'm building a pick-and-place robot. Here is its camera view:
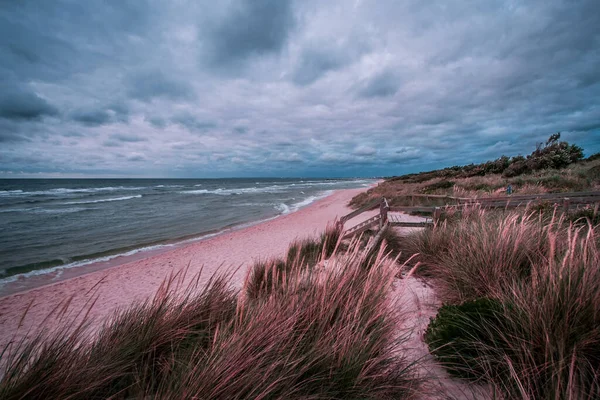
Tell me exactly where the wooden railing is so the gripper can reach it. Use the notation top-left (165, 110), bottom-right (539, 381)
top-left (340, 191), bottom-right (600, 239)
top-left (340, 198), bottom-right (381, 224)
top-left (341, 197), bottom-right (435, 239)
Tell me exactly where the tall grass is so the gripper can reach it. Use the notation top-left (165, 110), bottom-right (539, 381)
top-left (494, 225), bottom-right (600, 398)
top-left (245, 222), bottom-right (341, 300)
top-left (0, 232), bottom-right (419, 399)
top-left (401, 207), bottom-right (600, 398)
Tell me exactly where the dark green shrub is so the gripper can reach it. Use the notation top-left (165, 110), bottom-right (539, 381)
top-left (588, 164), bottom-right (600, 181)
top-left (424, 298), bottom-right (508, 381)
top-left (502, 160), bottom-right (529, 177)
top-left (586, 152), bottom-right (600, 162)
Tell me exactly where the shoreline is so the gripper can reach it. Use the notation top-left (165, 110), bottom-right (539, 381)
top-left (0, 187), bottom-right (369, 347)
top-left (0, 190), bottom-right (339, 298)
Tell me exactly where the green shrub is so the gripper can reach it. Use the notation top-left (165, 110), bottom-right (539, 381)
top-left (588, 164), bottom-right (600, 181)
top-left (586, 152), bottom-right (600, 162)
top-left (424, 298), bottom-right (508, 381)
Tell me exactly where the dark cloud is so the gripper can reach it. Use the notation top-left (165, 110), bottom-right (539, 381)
top-left (70, 109), bottom-right (111, 126)
top-left (102, 140), bottom-right (120, 148)
top-left (0, 84), bottom-right (59, 121)
top-left (0, 132), bottom-right (28, 144)
top-left (202, 0), bottom-right (295, 69)
top-left (107, 103), bottom-right (130, 123)
top-left (171, 113), bottom-right (217, 132)
top-left (110, 133), bottom-right (147, 143)
top-left (0, 1), bottom-right (155, 83)
top-left (127, 153), bottom-right (147, 162)
top-left (146, 117), bottom-right (167, 129)
top-left (358, 70), bottom-right (400, 98)
top-left (127, 70), bottom-right (195, 102)
top-left (291, 36), bottom-right (371, 86)
top-left (292, 48), bottom-right (347, 86)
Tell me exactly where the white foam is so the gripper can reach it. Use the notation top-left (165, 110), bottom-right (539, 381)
top-left (0, 190), bottom-right (23, 196)
top-left (0, 243), bottom-right (176, 284)
top-left (63, 195), bottom-right (142, 205)
top-left (0, 207), bottom-right (88, 214)
top-left (290, 190), bottom-right (333, 212)
top-left (0, 186), bottom-right (145, 197)
top-left (179, 185), bottom-right (285, 195)
top-left (275, 203), bottom-right (291, 214)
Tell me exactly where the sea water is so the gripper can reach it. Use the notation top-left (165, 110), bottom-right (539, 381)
top-left (0, 178), bottom-right (372, 287)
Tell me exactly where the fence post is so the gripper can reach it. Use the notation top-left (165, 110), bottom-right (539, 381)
top-left (433, 207), bottom-right (441, 224)
top-left (562, 197), bottom-right (570, 212)
top-left (379, 198), bottom-right (389, 228)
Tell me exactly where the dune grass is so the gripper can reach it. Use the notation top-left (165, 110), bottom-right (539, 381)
top-left (390, 207), bottom-right (600, 398)
top-left (0, 230), bottom-right (420, 399)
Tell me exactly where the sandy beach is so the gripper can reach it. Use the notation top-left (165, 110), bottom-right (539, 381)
top-left (0, 187), bottom-right (370, 348)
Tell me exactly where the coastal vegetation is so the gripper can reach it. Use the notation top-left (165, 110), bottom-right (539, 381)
top-left (412, 209), bottom-right (600, 398)
top-left (351, 133), bottom-right (599, 208)
top-left (0, 228), bottom-right (420, 399)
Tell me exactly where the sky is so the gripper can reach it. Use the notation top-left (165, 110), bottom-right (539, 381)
top-left (1, 0), bottom-right (599, 178)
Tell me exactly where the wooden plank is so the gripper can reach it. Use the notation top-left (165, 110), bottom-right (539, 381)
top-left (365, 221), bottom-right (389, 253)
top-left (389, 221), bottom-right (431, 228)
top-left (388, 206), bottom-right (437, 213)
top-left (344, 215), bottom-right (381, 233)
top-left (340, 198), bottom-right (382, 223)
top-left (342, 216), bottom-right (381, 239)
top-left (464, 191), bottom-right (600, 203)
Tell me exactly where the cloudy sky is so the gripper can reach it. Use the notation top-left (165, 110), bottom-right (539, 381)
top-left (1, 0), bottom-right (599, 178)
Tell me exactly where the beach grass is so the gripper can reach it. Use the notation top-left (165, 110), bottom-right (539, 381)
top-left (0, 232), bottom-right (420, 399)
top-left (390, 207), bottom-right (600, 398)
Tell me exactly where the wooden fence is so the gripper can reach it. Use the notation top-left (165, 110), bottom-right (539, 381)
top-left (340, 191), bottom-right (600, 239)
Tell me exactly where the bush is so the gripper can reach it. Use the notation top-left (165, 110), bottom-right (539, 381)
top-left (586, 152), bottom-right (600, 162)
top-left (502, 160), bottom-right (529, 177)
top-left (424, 298), bottom-right (507, 380)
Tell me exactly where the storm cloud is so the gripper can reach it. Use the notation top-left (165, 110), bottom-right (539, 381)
top-left (201, 0), bottom-right (296, 70)
top-left (0, 84), bottom-right (59, 121)
top-left (0, 0), bottom-right (599, 178)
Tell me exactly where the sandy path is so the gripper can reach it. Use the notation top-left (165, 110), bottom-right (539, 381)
top-left (394, 275), bottom-right (491, 400)
top-left (0, 188), bottom-right (367, 348)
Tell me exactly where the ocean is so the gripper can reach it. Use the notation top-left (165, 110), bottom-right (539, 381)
top-left (0, 178), bottom-right (373, 290)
